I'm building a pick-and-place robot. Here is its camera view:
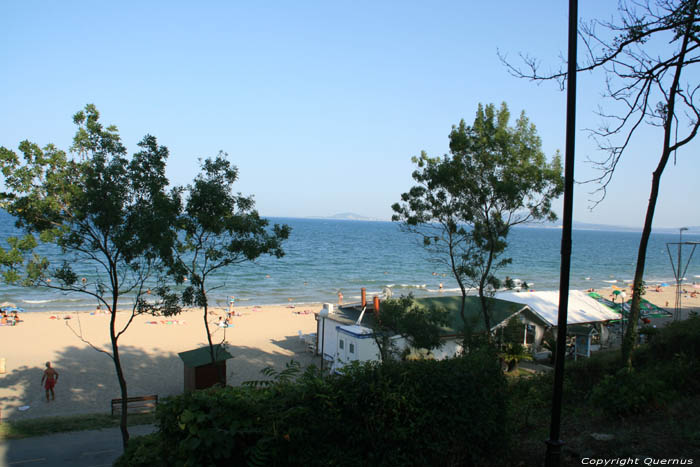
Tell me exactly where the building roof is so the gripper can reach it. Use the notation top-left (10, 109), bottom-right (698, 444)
top-left (414, 296), bottom-right (527, 334)
top-left (178, 344), bottom-right (233, 368)
top-left (495, 290), bottom-right (620, 326)
top-left (330, 295), bottom-right (526, 336)
top-left (337, 324), bottom-right (376, 338)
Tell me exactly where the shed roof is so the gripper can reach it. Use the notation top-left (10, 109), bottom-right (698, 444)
top-left (178, 344), bottom-right (233, 368)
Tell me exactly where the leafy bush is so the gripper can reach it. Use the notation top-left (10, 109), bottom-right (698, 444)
top-left (590, 368), bottom-right (673, 417)
top-left (114, 433), bottom-right (166, 467)
top-left (116, 352), bottom-right (508, 466)
top-left (561, 350), bottom-right (621, 403)
top-left (644, 314), bottom-right (700, 361)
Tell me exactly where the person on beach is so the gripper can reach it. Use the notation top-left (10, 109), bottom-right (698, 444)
top-left (337, 291), bottom-right (343, 305)
top-left (41, 362), bottom-right (59, 401)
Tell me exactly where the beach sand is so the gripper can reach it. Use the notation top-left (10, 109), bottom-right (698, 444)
top-left (0, 304), bottom-right (321, 421)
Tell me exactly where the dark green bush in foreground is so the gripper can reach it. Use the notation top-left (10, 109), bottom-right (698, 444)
top-left (507, 316), bottom-right (700, 433)
top-left (116, 350), bottom-right (508, 467)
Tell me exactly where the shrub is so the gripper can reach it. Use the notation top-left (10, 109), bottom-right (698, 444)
top-left (590, 368), bottom-right (673, 417)
top-left (647, 314), bottom-right (700, 361)
top-left (561, 350), bottom-right (621, 403)
top-left (116, 352), bottom-right (508, 466)
top-left (114, 433), bottom-right (166, 467)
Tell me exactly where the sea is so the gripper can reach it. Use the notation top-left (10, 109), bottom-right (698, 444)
top-left (1, 212), bottom-right (699, 313)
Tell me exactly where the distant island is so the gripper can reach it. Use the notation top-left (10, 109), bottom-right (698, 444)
top-left (303, 212), bottom-right (700, 234)
top-left (518, 221), bottom-right (700, 234)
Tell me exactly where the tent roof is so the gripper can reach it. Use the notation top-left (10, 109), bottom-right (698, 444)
top-left (495, 290), bottom-right (619, 327)
top-left (178, 344), bottom-right (233, 368)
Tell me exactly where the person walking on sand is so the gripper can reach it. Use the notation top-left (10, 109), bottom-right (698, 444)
top-left (41, 361), bottom-right (59, 401)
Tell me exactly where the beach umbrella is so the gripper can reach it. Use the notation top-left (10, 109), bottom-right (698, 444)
top-left (0, 302), bottom-right (17, 308)
top-left (612, 290), bottom-right (622, 296)
top-left (660, 283), bottom-right (669, 287)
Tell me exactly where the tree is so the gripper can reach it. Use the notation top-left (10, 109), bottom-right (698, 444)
top-left (171, 153), bottom-right (291, 370)
top-left (393, 103), bottom-right (563, 335)
top-left (502, 0), bottom-right (700, 369)
top-left (369, 294), bottom-right (450, 361)
top-left (0, 105), bottom-right (181, 449)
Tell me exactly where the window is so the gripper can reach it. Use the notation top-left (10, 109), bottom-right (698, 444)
top-left (339, 339), bottom-right (344, 350)
top-left (349, 343), bottom-right (355, 354)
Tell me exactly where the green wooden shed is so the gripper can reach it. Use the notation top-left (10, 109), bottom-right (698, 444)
top-left (178, 344), bottom-right (233, 391)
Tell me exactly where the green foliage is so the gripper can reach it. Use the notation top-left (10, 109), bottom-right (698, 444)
top-left (509, 316), bottom-right (700, 424)
top-left (371, 294), bottom-right (450, 360)
top-left (114, 433), bottom-right (167, 467)
top-left (117, 352), bottom-right (508, 466)
top-left (642, 314), bottom-right (700, 361)
top-left (170, 152), bottom-right (290, 361)
top-left (392, 102), bottom-right (563, 331)
top-left (590, 369), bottom-right (673, 417)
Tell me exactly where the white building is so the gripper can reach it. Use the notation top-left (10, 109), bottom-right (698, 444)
top-left (315, 291), bottom-right (620, 370)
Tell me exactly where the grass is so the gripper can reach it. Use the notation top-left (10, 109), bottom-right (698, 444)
top-left (0, 412), bottom-right (156, 440)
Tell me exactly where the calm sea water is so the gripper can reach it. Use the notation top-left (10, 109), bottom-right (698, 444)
top-left (0, 211), bottom-right (698, 312)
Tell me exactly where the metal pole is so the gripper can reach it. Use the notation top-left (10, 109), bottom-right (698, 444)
top-left (676, 227), bottom-right (687, 320)
top-left (545, 0), bottom-right (577, 465)
top-left (320, 316), bottom-right (326, 371)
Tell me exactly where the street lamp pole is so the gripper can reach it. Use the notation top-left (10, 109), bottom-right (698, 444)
top-left (620, 291), bottom-right (627, 337)
top-left (319, 307), bottom-right (329, 371)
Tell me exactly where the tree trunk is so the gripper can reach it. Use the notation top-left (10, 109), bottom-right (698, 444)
top-left (202, 286), bottom-right (215, 364)
top-left (478, 288), bottom-right (492, 335)
top-left (621, 3), bottom-right (695, 369)
top-left (201, 288), bottom-right (226, 386)
top-left (478, 233), bottom-right (497, 338)
top-left (109, 298), bottom-right (129, 449)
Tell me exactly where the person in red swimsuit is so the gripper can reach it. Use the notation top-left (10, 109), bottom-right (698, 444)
top-left (41, 361), bottom-right (59, 401)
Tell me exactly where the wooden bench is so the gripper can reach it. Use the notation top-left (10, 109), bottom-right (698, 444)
top-left (111, 395), bottom-right (158, 416)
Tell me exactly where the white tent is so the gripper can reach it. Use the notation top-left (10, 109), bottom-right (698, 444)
top-left (496, 290), bottom-right (619, 327)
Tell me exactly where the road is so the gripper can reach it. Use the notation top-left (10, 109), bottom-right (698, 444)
top-left (0, 425), bottom-right (156, 467)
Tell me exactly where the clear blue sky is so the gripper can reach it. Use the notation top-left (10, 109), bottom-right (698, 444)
top-left (2, 1), bottom-right (698, 228)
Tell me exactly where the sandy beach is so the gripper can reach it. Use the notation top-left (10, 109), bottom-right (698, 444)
top-left (0, 304), bottom-right (320, 421)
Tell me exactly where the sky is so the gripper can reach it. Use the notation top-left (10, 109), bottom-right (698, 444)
top-left (1, 1), bottom-right (699, 229)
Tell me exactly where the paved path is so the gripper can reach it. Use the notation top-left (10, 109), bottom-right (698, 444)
top-left (0, 425), bottom-right (156, 467)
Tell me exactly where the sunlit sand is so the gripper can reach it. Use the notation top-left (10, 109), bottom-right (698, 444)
top-left (0, 304), bottom-right (320, 421)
